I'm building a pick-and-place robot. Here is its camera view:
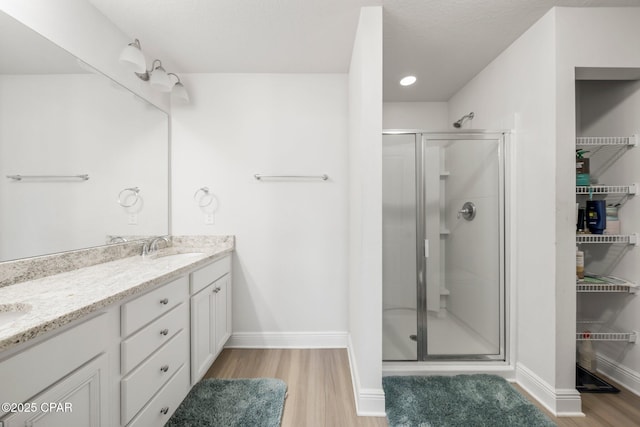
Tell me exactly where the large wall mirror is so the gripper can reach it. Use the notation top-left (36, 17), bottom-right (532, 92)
top-left (0, 11), bottom-right (169, 262)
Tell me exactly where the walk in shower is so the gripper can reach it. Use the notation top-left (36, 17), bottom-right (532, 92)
top-left (382, 131), bottom-right (508, 362)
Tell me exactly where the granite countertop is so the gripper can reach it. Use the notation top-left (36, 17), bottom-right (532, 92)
top-left (0, 236), bottom-right (234, 353)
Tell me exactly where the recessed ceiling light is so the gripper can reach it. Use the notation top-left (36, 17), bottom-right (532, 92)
top-left (400, 75), bottom-right (417, 86)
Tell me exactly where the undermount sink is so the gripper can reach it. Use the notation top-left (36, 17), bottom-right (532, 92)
top-left (149, 252), bottom-right (206, 263)
top-left (0, 303), bottom-right (31, 330)
top-left (145, 252), bottom-right (206, 269)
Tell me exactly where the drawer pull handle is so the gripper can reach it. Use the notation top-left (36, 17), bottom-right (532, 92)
top-left (160, 328), bottom-right (169, 336)
top-left (160, 365), bottom-right (169, 373)
top-left (160, 298), bottom-right (169, 305)
top-left (213, 287), bottom-right (221, 293)
top-left (160, 407), bottom-right (169, 415)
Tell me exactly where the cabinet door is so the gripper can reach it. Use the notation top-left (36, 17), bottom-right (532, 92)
top-left (190, 283), bottom-right (216, 385)
top-left (214, 275), bottom-right (232, 354)
top-left (2, 354), bottom-right (108, 427)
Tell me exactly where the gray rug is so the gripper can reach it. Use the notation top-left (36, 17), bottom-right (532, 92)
top-left (383, 374), bottom-right (556, 427)
top-left (166, 378), bottom-right (287, 427)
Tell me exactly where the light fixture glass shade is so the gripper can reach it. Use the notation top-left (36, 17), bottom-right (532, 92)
top-left (149, 63), bottom-right (172, 92)
top-left (171, 82), bottom-right (190, 103)
top-left (119, 42), bottom-right (146, 73)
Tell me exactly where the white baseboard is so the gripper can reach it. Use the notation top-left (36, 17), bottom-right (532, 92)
top-left (596, 354), bottom-right (640, 396)
top-left (346, 335), bottom-right (386, 417)
top-left (516, 362), bottom-right (583, 417)
top-left (225, 331), bottom-right (348, 348)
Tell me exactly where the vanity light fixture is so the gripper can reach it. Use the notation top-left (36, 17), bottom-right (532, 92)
top-left (118, 39), bottom-right (146, 73)
top-left (168, 73), bottom-right (190, 103)
top-left (119, 39), bottom-right (189, 102)
top-left (400, 75), bottom-right (417, 86)
top-left (148, 60), bottom-right (172, 91)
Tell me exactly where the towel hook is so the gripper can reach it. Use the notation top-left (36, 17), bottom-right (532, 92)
top-left (118, 187), bottom-right (140, 207)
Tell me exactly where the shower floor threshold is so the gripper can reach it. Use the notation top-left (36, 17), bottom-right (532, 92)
top-left (383, 308), bottom-right (496, 360)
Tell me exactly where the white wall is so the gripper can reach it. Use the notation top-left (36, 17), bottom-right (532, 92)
top-left (171, 73), bottom-right (349, 344)
top-left (383, 102), bottom-right (448, 130)
top-left (0, 74), bottom-right (168, 260)
top-left (0, 0), bottom-right (169, 112)
top-left (347, 6), bottom-right (385, 416)
top-left (447, 9), bottom-right (567, 413)
top-left (555, 7), bottom-right (640, 398)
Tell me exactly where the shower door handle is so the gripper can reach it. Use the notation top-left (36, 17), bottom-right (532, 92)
top-left (457, 201), bottom-right (476, 220)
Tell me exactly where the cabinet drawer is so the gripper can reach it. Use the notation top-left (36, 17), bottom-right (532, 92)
top-left (190, 255), bottom-right (231, 294)
top-left (121, 329), bottom-right (188, 425)
top-left (122, 276), bottom-right (188, 337)
top-left (121, 302), bottom-right (188, 374)
top-left (127, 363), bottom-right (190, 427)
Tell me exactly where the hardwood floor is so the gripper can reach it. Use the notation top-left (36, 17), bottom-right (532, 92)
top-left (206, 348), bottom-right (387, 426)
top-left (206, 349), bottom-right (640, 427)
top-left (516, 376), bottom-right (640, 427)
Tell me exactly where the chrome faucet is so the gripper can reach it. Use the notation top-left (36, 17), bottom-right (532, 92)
top-left (142, 236), bottom-right (171, 256)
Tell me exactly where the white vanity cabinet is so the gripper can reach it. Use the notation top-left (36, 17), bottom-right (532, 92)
top-left (0, 249), bottom-right (234, 427)
top-left (1, 354), bottom-right (108, 427)
top-left (0, 312), bottom-right (116, 426)
top-left (120, 276), bottom-right (190, 427)
top-left (190, 255), bottom-right (232, 384)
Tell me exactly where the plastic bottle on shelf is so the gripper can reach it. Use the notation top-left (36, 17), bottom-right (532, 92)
top-left (576, 246), bottom-right (584, 280)
top-left (606, 204), bottom-right (621, 234)
top-left (577, 332), bottom-right (597, 371)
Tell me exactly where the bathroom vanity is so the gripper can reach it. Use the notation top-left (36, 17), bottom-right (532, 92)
top-left (0, 236), bottom-right (233, 427)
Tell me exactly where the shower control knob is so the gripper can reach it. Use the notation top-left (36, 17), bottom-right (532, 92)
top-left (457, 201), bottom-right (476, 221)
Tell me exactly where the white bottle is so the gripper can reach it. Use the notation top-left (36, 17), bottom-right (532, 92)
top-left (576, 246), bottom-right (584, 280)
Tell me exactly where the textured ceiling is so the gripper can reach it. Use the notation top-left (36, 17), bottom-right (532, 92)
top-left (89, 0), bottom-right (640, 101)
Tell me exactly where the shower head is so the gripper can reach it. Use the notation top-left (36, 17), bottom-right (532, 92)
top-left (453, 112), bottom-right (474, 128)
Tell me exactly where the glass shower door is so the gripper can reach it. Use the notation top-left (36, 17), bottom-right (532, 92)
top-left (382, 133), bottom-right (418, 361)
top-left (420, 133), bottom-right (505, 360)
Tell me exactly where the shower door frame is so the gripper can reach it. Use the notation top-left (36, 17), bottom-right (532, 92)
top-left (383, 129), bottom-right (509, 363)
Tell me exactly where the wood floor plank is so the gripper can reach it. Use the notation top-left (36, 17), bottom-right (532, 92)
top-left (207, 349), bottom-right (640, 427)
top-left (515, 375), bottom-right (640, 427)
top-left (206, 348), bottom-right (387, 426)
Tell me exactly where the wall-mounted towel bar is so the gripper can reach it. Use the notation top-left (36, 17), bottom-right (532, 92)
top-left (254, 174), bottom-right (329, 181)
top-left (6, 174), bottom-right (89, 181)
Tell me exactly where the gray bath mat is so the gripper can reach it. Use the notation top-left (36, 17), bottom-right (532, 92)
top-left (166, 377), bottom-right (287, 427)
top-left (383, 374), bottom-right (556, 427)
